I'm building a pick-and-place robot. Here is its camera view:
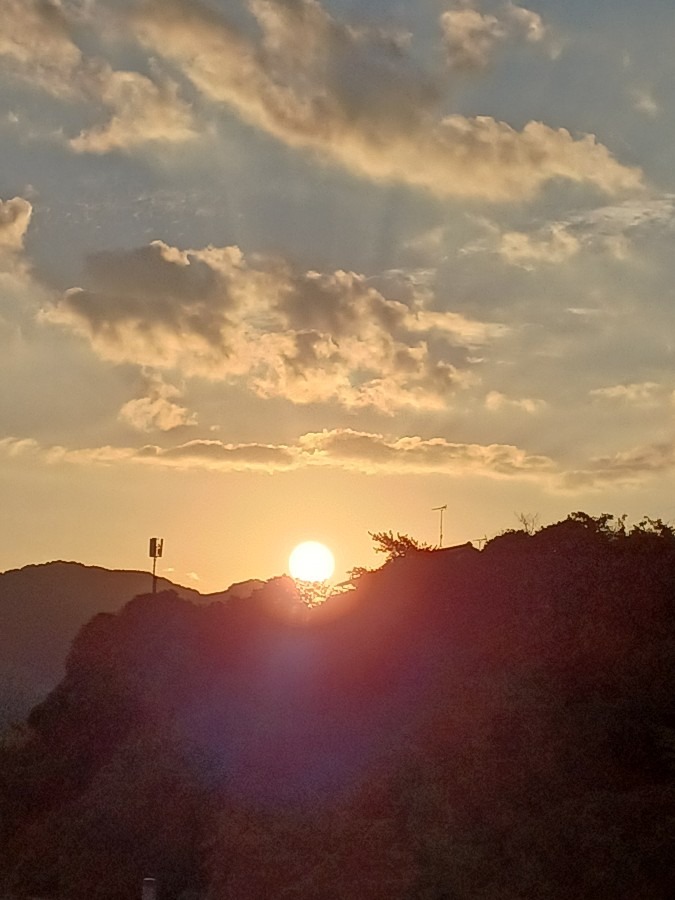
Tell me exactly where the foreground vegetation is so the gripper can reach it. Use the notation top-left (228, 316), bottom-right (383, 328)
top-left (1, 513), bottom-right (674, 898)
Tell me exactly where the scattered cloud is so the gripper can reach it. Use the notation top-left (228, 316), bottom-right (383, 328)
top-left (0, 196), bottom-right (47, 346)
top-left (465, 195), bottom-right (675, 268)
top-left (43, 239), bottom-right (506, 412)
top-left (631, 87), bottom-right (659, 118)
top-left (68, 68), bottom-right (195, 154)
top-left (498, 224), bottom-right (580, 269)
top-left (0, 197), bottom-right (32, 254)
top-left (564, 440), bottom-right (675, 489)
top-left (0, 1), bottom-right (641, 197)
top-left (130, 0), bottom-right (640, 201)
top-left (570, 196), bottom-right (675, 236)
top-left (118, 373), bottom-right (197, 432)
top-left (440, 0), bottom-right (547, 72)
top-left (0, 0), bottom-right (196, 152)
top-left (485, 390), bottom-right (546, 413)
top-left (589, 382), bottom-right (663, 407)
top-left (0, 0), bottom-right (83, 99)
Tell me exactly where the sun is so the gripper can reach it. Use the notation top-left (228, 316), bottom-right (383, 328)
top-left (289, 541), bottom-right (335, 583)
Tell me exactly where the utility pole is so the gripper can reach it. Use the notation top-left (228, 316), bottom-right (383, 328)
top-left (148, 538), bottom-right (163, 593)
top-left (432, 505), bottom-right (447, 547)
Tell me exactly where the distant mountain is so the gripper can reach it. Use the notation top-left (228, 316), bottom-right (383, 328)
top-left (0, 561), bottom-right (263, 731)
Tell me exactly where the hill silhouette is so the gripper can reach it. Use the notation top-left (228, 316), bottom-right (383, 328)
top-left (0, 561), bottom-right (263, 732)
top-left (1, 513), bottom-right (674, 898)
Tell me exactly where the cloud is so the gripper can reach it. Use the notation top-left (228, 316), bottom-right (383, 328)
top-left (631, 87), bottom-right (659, 118)
top-left (0, 429), bottom-right (555, 480)
top-left (0, 196), bottom-right (46, 346)
top-left (570, 196), bottom-right (675, 236)
top-left (0, 198), bottom-right (32, 254)
top-left (295, 428), bottom-right (554, 477)
top-left (43, 240), bottom-right (506, 412)
top-left (0, 0), bottom-right (195, 152)
top-left (485, 390), bottom-right (546, 413)
top-left (440, 0), bottom-right (547, 72)
top-left (589, 382), bottom-right (663, 407)
top-left (69, 67), bottom-right (195, 153)
top-left (10, 424), bottom-right (675, 491)
top-left (466, 195), bottom-right (675, 267)
top-left (135, 439), bottom-right (296, 470)
top-left (0, 0), bottom-right (83, 98)
top-left (131, 0), bottom-right (641, 201)
top-left (498, 224), bottom-right (580, 269)
top-left (564, 441), bottom-right (675, 489)
top-left (118, 373), bottom-right (197, 432)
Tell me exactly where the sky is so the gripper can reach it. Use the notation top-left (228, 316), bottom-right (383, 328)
top-left (2, 0), bottom-right (675, 591)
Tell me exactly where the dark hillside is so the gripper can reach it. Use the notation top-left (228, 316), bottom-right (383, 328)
top-left (0, 562), bottom-right (261, 732)
top-left (1, 515), bottom-right (674, 898)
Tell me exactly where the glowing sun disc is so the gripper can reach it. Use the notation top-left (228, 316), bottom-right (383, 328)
top-left (289, 541), bottom-right (335, 582)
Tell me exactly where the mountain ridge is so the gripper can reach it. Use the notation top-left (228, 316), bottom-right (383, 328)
top-left (0, 560), bottom-right (264, 731)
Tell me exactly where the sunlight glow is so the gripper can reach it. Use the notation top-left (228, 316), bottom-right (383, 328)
top-left (289, 541), bottom-right (335, 582)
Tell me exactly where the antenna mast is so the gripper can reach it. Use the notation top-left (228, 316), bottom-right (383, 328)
top-left (432, 505), bottom-right (447, 547)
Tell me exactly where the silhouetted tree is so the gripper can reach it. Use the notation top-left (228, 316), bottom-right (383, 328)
top-left (369, 530), bottom-right (431, 559)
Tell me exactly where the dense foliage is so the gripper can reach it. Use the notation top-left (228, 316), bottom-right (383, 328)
top-left (0, 562), bottom-right (208, 734)
top-left (1, 513), bottom-right (674, 898)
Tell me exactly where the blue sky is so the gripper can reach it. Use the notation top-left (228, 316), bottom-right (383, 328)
top-left (2, 0), bottom-right (675, 589)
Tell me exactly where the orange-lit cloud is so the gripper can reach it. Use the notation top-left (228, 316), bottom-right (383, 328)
top-left (9, 428), bottom-right (675, 490)
top-left (132, 0), bottom-right (641, 200)
top-left (498, 225), bottom-right (581, 269)
top-left (118, 373), bottom-right (197, 432)
top-left (461, 194), bottom-right (675, 272)
top-left (589, 382), bottom-right (663, 405)
top-left (43, 240), bottom-right (505, 412)
top-left (440, 0), bottom-right (548, 72)
top-left (0, 0), bottom-right (195, 152)
top-left (0, 428), bottom-right (555, 481)
top-left (0, 197), bottom-right (32, 254)
top-left (485, 390), bottom-right (546, 413)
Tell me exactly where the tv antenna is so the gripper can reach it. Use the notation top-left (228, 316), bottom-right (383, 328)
top-left (148, 537), bottom-right (163, 593)
top-left (432, 505), bottom-right (447, 547)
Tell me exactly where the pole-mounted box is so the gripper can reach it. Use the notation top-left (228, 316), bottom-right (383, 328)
top-left (149, 538), bottom-right (163, 559)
